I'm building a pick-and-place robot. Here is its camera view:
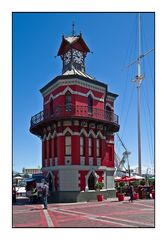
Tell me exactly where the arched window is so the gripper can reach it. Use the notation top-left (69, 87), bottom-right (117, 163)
top-left (88, 137), bottom-right (93, 157)
top-left (65, 133), bottom-right (71, 156)
top-left (88, 94), bottom-right (93, 113)
top-left (80, 135), bottom-right (85, 156)
top-left (50, 98), bottom-right (54, 115)
top-left (96, 138), bottom-right (101, 157)
top-left (65, 91), bottom-right (72, 111)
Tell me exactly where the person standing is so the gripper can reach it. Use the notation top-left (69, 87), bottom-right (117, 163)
top-left (128, 183), bottom-right (134, 203)
top-left (42, 182), bottom-right (49, 209)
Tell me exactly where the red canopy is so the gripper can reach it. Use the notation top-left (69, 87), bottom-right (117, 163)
top-left (114, 176), bottom-right (131, 182)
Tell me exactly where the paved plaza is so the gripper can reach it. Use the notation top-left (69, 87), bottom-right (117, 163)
top-left (12, 197), bottom-right (154, 228)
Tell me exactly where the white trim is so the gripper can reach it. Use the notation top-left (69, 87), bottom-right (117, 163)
top-left (46, 132), bottom-right (52, 140)
top-left (42, 78), bottom-right (105, 97)
top-left (52, 130), bottom-right (57, 138)
top-left (48, 94), bottom-right (54, 102)
top-left (89, 157), bottom-right (94, 166)
top-left (96, 131), bottom-right (104, 139)
top-left (106, 140), bottom-right (114, 144)
top-left (106, 102), bottom-right (113, 110)
top-left (80, 128), bottom-right (88, 137)
top-left (44, 86), bottom-right (104, 105)
top-left (55, 157), bottom-right (58, 166)
top-left (80, 157), bottom-right (85, 165)
top-left (97, 158), bottom-right (102, 166)
top-left (42, 165), bottom-right (115, 171)
top-left (106, 95), bottom-right (115, 102)
top-left (42, 134), bottom-right (47, 142)
top-left (88, 129), bottom-right (96, 138)
top-left (63, 127), bottom-right (73, 136)
top-left (50, 158), bottom-right (52, 167)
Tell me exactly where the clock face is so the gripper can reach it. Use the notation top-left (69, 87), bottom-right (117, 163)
top-left (73, 49), bottom-right (84, 64)
top-left (64, 51), bottom-right (71, 65)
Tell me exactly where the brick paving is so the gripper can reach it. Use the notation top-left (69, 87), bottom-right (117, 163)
top-left (12, 197), bottom-right (155, 228)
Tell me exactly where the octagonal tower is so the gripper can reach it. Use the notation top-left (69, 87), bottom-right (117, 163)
top-left (30, 31), bottom-right (120, 202)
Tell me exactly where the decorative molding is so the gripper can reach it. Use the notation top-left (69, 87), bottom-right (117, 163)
top-left (42, 165), bottom-right (115, 171)
top-left (89, 123), bottom-right (95, 129)
top-left (106, 140), bottom-right (114, 144)
top-left (106, 102), bottom-right (114, 110)
top-left (42, 78), bottom-right (106, 97)
top-left (88, 129), bottom-right (96, 138)
top-left (55, 157), bottom-right (58, 166)
top-left (80, 121), bottom-right (87, 127)
top-left (97, 158), bottom-right (101, 166)
top-left (80, 128), bottom-right (88, 137)
top-left (50, 158), bottom-right (52, 167)
top-left (80, 157), bottom-right (85, 165)
top-left (73, 120), bottom-right (79, 126)
top-left (63, 120), bottom-right (72, 126)
top-left (65, 156), bottom-right (72, 165)
top-left (44, 86), bottom-right (104, 105)
top-left (89, 157), bottom-right (94, 166)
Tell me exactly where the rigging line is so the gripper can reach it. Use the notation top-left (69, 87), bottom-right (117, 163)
top-left (142, 84), bottom-right (154, 158)
top-left (141, 89), bottom-right (154, 168)
top-left (142, 57), bottom-right (154, 132)
top-left (119, 14), bottom-right (138, 124)
top-left (140, 17), bottom-right (155, 87)
top-left (117, 80), bottom-right (136, 156)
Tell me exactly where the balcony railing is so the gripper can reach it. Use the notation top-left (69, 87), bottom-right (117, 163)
top-left (30, 104), bottom-right (119, 127)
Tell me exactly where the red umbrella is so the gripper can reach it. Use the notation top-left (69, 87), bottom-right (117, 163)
top-left (120, 176), bottom-right (131, 182)
top-left (115, 176), bottom-right (131, 182)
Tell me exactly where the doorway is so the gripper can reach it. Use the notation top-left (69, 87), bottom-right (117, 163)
top-left (88, 172), bottom-right (95, 190)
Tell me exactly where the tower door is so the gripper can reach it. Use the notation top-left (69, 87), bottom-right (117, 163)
top-left (88, 173), bottom-right (95, 190)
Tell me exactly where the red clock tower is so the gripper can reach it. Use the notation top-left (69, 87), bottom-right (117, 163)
top-left (30, 31), bottom-right (120, 202)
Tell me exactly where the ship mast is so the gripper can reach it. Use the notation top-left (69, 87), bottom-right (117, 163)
top-left (127, 13), bottom-right (153, 175)
top-left (137, 13), bottom-right (142, 175)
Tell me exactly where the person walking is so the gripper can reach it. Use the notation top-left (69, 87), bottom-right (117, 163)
top-left (42, 181), bottom-right (49, 209)
top-left (128, 183), bottom-right (134, 203)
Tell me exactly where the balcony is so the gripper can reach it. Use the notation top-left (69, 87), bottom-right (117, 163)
top-left (30, 104), bottom-right (119, 131)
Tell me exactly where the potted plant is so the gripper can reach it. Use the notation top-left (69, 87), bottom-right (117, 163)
top-left (95, 182), bottom-right (104, 201)
top-left (118, 181), bottom-right (125, 201)
top-left (131, 181), bottom-right (139, 200)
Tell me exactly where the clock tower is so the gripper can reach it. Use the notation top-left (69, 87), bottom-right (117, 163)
top-left (30, 29), bottom-right (120, 203)
top-left (57, 32), bottom-right (90, 73)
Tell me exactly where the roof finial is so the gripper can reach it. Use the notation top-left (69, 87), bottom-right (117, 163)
top-left (72, 21), bottom-right (75, 36)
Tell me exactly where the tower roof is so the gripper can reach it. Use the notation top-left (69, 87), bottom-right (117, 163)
top-left (57, 33), bottom-right (90, 56)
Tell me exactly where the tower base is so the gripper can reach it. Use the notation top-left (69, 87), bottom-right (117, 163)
top-left (48, 189), bottom-right (116, 203)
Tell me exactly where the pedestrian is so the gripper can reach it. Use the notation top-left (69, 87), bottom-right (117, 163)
top-left (128, 183), bottom-right (134, 203)
top-left (42, 181), bottom-right (49, 209)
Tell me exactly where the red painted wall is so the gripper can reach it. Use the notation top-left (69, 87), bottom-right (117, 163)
top-left (72, 135), bottom-right (80, 164)
top-left (79, 170), bottom-right (89, 191)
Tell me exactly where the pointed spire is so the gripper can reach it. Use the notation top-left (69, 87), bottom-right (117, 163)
top-left (72, 21), bottom-right (75, 36)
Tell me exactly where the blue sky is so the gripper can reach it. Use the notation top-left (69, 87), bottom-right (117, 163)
top-left (13, 12), bottom-right (154, 173)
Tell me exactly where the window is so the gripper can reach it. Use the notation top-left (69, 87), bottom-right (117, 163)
top-left (88, 137), bottom-right (93, 156)
top-left (54, 137), bottom-right (57, 157)
top-left (80, 136), bottom-right (85, 156)
top-left (65, 91), bottom-right (72, 111)
top-left (96, 139), bottom-right (101, 157)
top-left (49, 139), bottom-right (52, 158)
top-left (65, 135), bottom-right (71, 156)
top-left (50, 98), bottom-right (54, 115)
top-left (88, 94), bottom-right (93, 113)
